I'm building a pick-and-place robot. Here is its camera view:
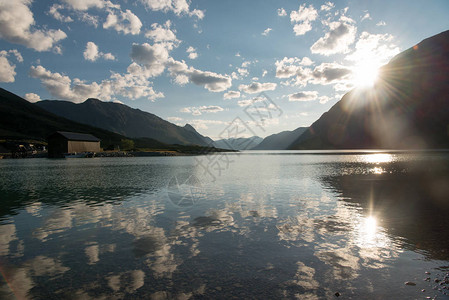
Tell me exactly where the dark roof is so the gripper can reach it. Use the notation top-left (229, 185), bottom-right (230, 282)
top-left (51, 131), bottom-right (101, 142)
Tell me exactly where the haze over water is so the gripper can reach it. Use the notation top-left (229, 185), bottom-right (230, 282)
top-left (1, 151), bottom-right (449, 299)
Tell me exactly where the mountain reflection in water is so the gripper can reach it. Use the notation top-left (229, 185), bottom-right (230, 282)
top-left (0, 153), bottom-right (449, 299)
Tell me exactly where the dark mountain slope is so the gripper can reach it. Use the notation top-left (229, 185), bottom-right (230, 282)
top-left (36, 99), bottom-right (211, 146)
top-left (0, 88), bottom-right (126, 147)
top-left (289, 30), bottom-right (449, 150)
top-left (252, 127), bottom-right (307, 150)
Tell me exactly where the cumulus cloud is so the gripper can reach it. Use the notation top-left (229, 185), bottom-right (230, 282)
top-left (145, 20), bottom-right (179, 46)
top-left (103, 9), bottom-right (142, 35)
top-left (49, 4), bottom-right (73, 22)
top-left (310, 15), bottom-right (357, 55)
top-left (262, 28), bottom-right (272, 36)
top-left (186, 46), bottom-right (198, 59)
top-left (223, 90), bottom-right (240, 99)
top-left (288, 91), bottom-right (318, 102)
top-left (275, 57), bottom-right (314, 78)
top-left (345, 32), bottom-right (399, 64)
top-left (277, 8), bottom-right (287, 17)
top-left (239, 82), bottom-right (277, 94)
top-left (25, 93), bottom-right (41, 103)
top-left (0, 56), bottom-right (16, 82)
top-left (83, 41), bottom-right (115, 61)
top-left (167, 116), bottom-right (182, 122)
top-left (180, 105), bottom-right (224, 116)
top-left (0, 50), bottom-right (23, 82)
top-left (29, 65), bottom-right (164, 102)
top-left (310, 62), bottom-right (352, 85)
top-left (376, 21), bottom-right (386, 26)
top-left (321, 2), bottom-right (335, 11)
top-left (61, 0), bottom-right (109, 11)
top-left (290, 4), bottom-right (318, 36)
top-left (167, 58), bottom-right (232, 92)
top-left (130, 43), bottom-right (170, 77)
top-left (0, 0), bottom-right (67, 51)
top-left (140, 0), bottom-right (205, 19)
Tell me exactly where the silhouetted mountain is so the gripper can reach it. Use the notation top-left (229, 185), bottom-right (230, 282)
top-left (252, 127), bottom-right (307, 150)
top-left (289, 30), bottom-right (449, 149)
top-left (213, 136), bottom-right (263, 150)
top-left (0, 88), bottom-right (127, 147)
top-left (36, 99), bottom-right (212, 146)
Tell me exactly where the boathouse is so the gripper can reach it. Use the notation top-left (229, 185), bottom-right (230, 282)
top-left (47, 131), bottom-right (101, 158)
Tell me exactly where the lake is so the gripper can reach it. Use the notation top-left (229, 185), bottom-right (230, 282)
top-left (1, 151), bottom-right (449, 299)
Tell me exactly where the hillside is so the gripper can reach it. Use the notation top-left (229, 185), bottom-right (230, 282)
top-left (252, 127), bottom-right (307, 150)
top-left (36, 99), bottom-right (212, 146)
top-left (289, 30), bottom-right (449, 150)
top-left (0, 88), bottom-right (127, 147)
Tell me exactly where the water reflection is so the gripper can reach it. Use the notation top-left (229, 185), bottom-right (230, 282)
top-left (1, 153), bottom-right (449, 299)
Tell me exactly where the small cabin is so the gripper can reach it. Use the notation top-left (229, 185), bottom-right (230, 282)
top-left (48, 131), bottom-right (101, 158)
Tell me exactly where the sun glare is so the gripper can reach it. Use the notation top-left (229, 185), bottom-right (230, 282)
top-left (352, 60), bottom-right (381, 87)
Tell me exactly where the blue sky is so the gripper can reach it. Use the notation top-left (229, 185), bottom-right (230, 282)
top-left (1, 0), bottom-right (449, 139)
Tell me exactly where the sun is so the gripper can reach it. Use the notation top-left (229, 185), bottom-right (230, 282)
top-left (352, 59), bottom-right (381, 87)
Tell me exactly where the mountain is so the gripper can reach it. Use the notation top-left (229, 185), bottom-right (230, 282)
top-left (213, 136), bottom-right (263, 150)
top-left (36, 99), bottom-right (212, 146)
top-left (289, 30), bottom-right (449, 150)
top-left (0, 88), bottom-right (127, 147)
top-left (252, 127), bottom-right (308, 150)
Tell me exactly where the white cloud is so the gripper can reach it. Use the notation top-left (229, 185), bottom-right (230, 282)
top-left (78, 12), bottom-right (99, 27)
top-left (130, 43), bottom-right (170, 77)
top-left (186, 46), bottom-right (198, 59)
top-left (0, 0), bottom-right (67, 51)
top-left (318, 95), bottom-right (331, 104)
top-left (61, 0), bottom-right (108, 11)
top-left (290, 4), bottom-right (317, 36)
top-left (310, 62), bottom-right (352, 85)
top-left (223, 90), bottom-right (240, 99)
top-left (310, 15), bottom-right (357, 55)
top-left (361, 12), bottom-right (371, 22)
top-left (29, 65), bottom-right (164, 102)
top-left (187, 119), bottom-right (225, 130)
top-left (49, 4), bottom-right (73, 22)
top-left (275, 57), bottom-right (314, 78)
top-left (103, 9), bottom-right (142, 35)
top-left (0, 50), bottom-right (22, 82)
top-left (262, 70), bottom-right (268, 77)
top-left (321, 2), bottom-right (335, 11)
top-left (239, 82), bottom-right (277, 94)
top-left (288, 91), bottom-right (318, 102)
top-left (83, 42), bottom-right (115, 61)
top-left (140, 0), bottom-right (205, 18)
top-left (167, 58), bottom-right (232, 92)
top-left (262, 28), bottom-right (272, 36)
top-left (277, 8), bottom-right (287, 17)
top-left (376, 21), bottom-right (386, 26)
top-left (0, 56), bottom-right (16, 82)
top-left (345, 32), bottom-right (399, 64)
top-left (25, 93), bottom-right (41, 103)
top-left (145, 21), bottom-right (179, 46)
top-left (8, 49), bottom-right (23, 63)
top-left (180, 105), bottom-right (224, 116)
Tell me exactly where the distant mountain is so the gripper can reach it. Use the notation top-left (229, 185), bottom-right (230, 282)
top-left (36, 99), bottom-right (212, 146)
top-left (252, 127), bottom-right (308, 150)
top-left (289, 30), bottom-right (449, 150)
top-left (213, 136), bottom-right (263, 150)
top-left (0, 88), bottom-right (127, 147)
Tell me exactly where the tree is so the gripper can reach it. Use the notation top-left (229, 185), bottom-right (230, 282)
top-left (120, 139), bottom-right (134, 150)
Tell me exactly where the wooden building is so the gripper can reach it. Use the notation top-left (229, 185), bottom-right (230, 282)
top-left (48, 131), bottom-right (101, 158)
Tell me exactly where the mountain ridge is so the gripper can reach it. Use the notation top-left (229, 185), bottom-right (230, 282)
top-left (36, 99), bottom-right (212, 146)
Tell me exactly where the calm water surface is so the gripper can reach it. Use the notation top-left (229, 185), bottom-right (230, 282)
top-left (1, 151), bottom-right (449, 299)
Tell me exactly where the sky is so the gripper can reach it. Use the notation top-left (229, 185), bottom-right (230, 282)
top-left (1, 0), bottom-right (449, 139)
